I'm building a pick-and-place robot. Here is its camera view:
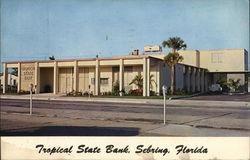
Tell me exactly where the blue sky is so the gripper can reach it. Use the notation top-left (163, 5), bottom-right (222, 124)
top-left (1, 0), bottom-right (249, 70)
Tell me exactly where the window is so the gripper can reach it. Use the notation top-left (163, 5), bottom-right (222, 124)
top-left (211, 53), bottom-right (223, 63)
top-left (112, 67), bottom-right (119, 72)
top-left (100, 78), bottom-right (109, 85)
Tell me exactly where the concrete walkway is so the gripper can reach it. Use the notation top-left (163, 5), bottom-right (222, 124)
top-left (1, 94), bottom-right (249, 108)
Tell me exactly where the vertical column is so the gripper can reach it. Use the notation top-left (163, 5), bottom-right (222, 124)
top-left (119, 59), bottom-right (124, 96)
top-left (201, 69), bottom-right (205, 92)
top-left (204, 71), bottom-right (208, 92)
top-left (143, 58), bottom-right (147, 97)
top-left (95, 59), bottom-right (100, 95)
top-left (34, 62), bottom-right (40, 94)
top-left (74, 60), bottom-right (78, 91)
top-left (156, 62), bottom-right (161, 95)
top-left (186, 66), bottom-right (190, 93)
top-left (2, 63), bottom-right (7, 94)
top-left (196, 69), bottom-right (200, 92)
top-left (17, 63), bottom-right (21, 93)
top-left (191, 67), bottom-right (196, 93)
top-left (53, 61), bottom-right (58, 94)
top-left (146, 58), bottom-right (150, 96)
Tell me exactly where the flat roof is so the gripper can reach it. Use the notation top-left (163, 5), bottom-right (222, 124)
top-left (2, 55), bottom-right (164, 64)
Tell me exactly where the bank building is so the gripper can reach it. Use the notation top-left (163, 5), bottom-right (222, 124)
top-left (1, 48), bottom-right (249, 96)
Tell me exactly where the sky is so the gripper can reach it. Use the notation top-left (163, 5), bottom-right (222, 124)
top-left (0, 0), bottom-right (249, 71)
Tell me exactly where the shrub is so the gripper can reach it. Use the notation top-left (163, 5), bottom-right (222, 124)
top-left (174, 88), bottom-right (187, 95)
top-left (150, 91), bottom-right (157, 96)
top-left (112, 81), bottom-right (120, 96)
top-left (128, 89), bottom-right (143, 96)
top-left (67, 90), bottom-right (82, 96)
top-left (101, 91), bottom-right (113, 96)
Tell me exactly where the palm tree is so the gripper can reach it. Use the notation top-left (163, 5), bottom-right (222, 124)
top-left (49, 56), bottom-right (55, 60)
top-left (129, 75), bottom-right (143, 90)
top-left (149, 74), bottom-right (157, 90)
top-left (162, 37), bottom-right (187, 53)
top-left (162, 37), bottom-right (187, 95)
top-left (227, 78), bottom-right (241, 92)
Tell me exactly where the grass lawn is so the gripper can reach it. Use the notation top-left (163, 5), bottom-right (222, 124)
top-left (95, 95), bottom-right (188, 99)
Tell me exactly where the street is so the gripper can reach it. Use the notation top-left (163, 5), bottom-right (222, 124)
top-left (1, 98), bottom-right (250, 136)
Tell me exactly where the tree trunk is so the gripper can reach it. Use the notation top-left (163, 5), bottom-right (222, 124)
top-left (170, 65), bottom-right (175, 95)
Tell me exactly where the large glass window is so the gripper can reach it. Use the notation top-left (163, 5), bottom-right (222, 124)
top-left (100, 78), bottom-right (109, 85)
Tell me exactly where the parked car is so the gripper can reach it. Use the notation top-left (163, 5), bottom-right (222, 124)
top-left (209, 84), bottom-right (222, 92)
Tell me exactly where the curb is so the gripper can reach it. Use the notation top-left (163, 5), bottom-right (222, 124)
top-left (170, 92), bottom-right (204, 100)
top-left (1, 94), bottom-right (249, 108)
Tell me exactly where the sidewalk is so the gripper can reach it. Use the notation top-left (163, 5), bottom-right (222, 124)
top-left (1, 94), bottom-right (249, 108)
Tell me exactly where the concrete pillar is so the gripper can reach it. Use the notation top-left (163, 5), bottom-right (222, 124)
top-left (143, 58), bottom-right (147, 97)
top-left (186, 66), bottom-right (191, 93)
top-left (2, 63), bottom-right (7, 94)
top-left (191, 67), bottom-right (196, 93)
top-left (204, 72), bottom-right (208, 92)
top-left (156, 62), bottom-right (161, 95)
top-left (34, 62), bottom-right (40, 94)
top-left (196, 69), bottom-right (201, 92)
top-left (74, 60), bottom-right (78, 91)
top-left (201, 69), bottom-right (205, 93)
top-left (95, 59), bottom-right (100, 95)
top-left (119, 59), bottom-right (124, 96)
top-left (17, 63), bottom-right (21, 93)
top-left (53, 61), bottom-right (58, 94)
top-left (146, 58), bottom-right (150, 96)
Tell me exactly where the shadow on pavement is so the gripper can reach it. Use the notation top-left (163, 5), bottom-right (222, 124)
top-left (1, 126), bottom-right (140, 136)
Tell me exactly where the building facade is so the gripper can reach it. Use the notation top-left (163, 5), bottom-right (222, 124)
top-left (1, 49), bottom-right (248, 95)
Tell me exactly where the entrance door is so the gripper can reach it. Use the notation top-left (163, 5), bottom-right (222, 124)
top-left (59, 68), bottom-right (73, 93)
top-left (78, 67), bottom-right (89, 92)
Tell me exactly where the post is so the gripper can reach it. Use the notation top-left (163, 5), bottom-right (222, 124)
top-left (53, 61), bottom-right (58, 94)
top-left (74, 60), bottom-right (78, 92)
top-left (34, 62), bottom-right (40, 94)
top-left (156, 63), bottom-right (161, 95)
top-left (17, 62), bottom-right (21, 93)
top-left (119, 59), bottom-right (124, 96)
top-left (95, 59), bottom-right (100, 95)
top-left (147, 58), bottom-right (150, 96)
top-left (162, 85), bottom-right (166, 125)
top-left (29, 83), bottom-right (33, 115)
top-left (3, 63), bottom-right (7, 94)
top-left (143, 58), bottom-right (147, 96)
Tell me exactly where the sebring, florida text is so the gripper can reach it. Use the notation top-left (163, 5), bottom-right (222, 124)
top-left (36, 144), bottom-right (208, 156)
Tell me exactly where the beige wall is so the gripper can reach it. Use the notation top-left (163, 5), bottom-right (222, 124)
top-left (199, 49), bottom-right (246, 72)
top-left (149, 49), bottom-right (247, 73)
top-left (178, 49), bottom-right (247, 72)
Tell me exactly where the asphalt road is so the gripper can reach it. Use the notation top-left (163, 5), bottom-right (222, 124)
top-left (1, 98), bottom-right (250, 136)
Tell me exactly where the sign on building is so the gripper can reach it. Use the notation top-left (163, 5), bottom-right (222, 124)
top-left (21, 63), bottom-right (35, 91)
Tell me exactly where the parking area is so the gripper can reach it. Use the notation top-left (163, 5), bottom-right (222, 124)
top-left (185, 93), bottom-right (250, 102)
